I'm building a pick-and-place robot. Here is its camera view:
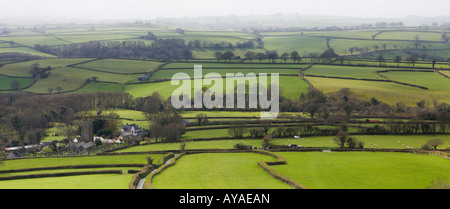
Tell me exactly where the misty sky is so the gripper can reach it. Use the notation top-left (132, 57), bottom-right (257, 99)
top-left (1, 0), bottom-right (449, 20)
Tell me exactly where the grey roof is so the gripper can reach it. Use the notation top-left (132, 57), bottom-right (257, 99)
top-left (68, 142), bottom-right (95, 149)
top-left (122, 124), bottom-right (141, 132)
top-left (82, 142), bottom-right (94, 149)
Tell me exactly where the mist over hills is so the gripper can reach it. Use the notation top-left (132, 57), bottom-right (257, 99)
top-left (2, 13), bottom-right (450, 30)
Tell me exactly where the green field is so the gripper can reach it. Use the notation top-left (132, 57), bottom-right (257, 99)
top-left (271, 134), bottom-right (450, 149)
top-left (2, 24), bottom-right (450, 190)
top-left (0, 154), bottom-right (159, 170)
top-left (124, 75), bottom-right (308, 99)
top-left (304, 65), bottom-right (386, 80)
top-left (0, 58), bottom-right (93, 77)
top-left (375, 31), bottom-right (445, 42)
top-left (305, 76), bottom-right (450, 106)
top-left (0, 173), bottom-right (135, 189)
top-left (73, 82), bottom-right (123, 93)
top-left (115, 134), bottom-right (450, 152)
top-left (0, 154), bottom-right (162, 189)
top-left (381, 71), bottom-right (450, 91)
top-left (75, 59), bottom-right (163, 74)
top-left (273, 152), bottom-right (450, 189)
top-left (263, 36), bottom-right (328, 55)
top-left (150, 68), bottom-right (300, 81)
top-left (115, 139), bottom-right (263, 152)
top-left (151, 153), bottom-right (292, 189)
top-left (0, 75), bottom-right (34, 90)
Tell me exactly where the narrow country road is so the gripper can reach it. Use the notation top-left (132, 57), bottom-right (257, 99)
top-left (136, 154), bottom-right (177, 189)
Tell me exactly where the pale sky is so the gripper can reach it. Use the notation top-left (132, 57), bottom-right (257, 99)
top-left (1, 0), bottom-right (449, 20)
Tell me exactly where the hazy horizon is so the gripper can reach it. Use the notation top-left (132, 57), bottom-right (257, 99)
top-left (1, 0), bottom-right (450, 21)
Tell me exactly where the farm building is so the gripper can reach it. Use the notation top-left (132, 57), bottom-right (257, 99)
top-left (6, 147), bottom-right (28, 159)
top-left (120, 124), bottom-right (144, 137)
top-left (67, 142), bottom-right (96, 153)
top-left (138, 75), bottom-right (149, 81)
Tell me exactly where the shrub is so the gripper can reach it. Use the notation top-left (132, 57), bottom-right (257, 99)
top-left (234, 143), bottom-right (252, 150)
top-left (146, 156), bottom-right (153, 165)
top-left (421, 144), bottom-right (433, 150)
top-left (333, 131), bottom-right (348, 148)
top-left (426, 138), bottom-right (444, 150)
top-left (426, 178), bottom-right (450, 189)
top-left (262, 134), bottom-right (272, 148)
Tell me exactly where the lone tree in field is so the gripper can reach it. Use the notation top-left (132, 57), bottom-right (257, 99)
top-left (55, 86), bottom-right (63, 93)
top-left (414, 35), bottom-right (421, 49)
top-left (406, 55), bottom-right (418, 67)
top-left (394, 56), bottom-right (402, 67)
top-left (426, 138), bottom-right (444, 150)
top-left (373, 45), bottom-right (379, 51)
top-left (333, 131), bottom-right (349, 148)
top-left (175, 28), bottom-right (185, 34)
top-left (228, 121), bottom-right (247, 138)
top-left (376, 55), bottom-right (385, 66)
top-left (262, 134), bottom-right (272, 148)
top-left (319, 48), bottom-right (339, 63)
top-left (214, 51), bottom-right (223, 62)
top-left (182, 49), bottom-right (193, 61)
top-left (10, 80), bottom-right (19, 90)
top-left (195, 113), bottom-right (208, 125)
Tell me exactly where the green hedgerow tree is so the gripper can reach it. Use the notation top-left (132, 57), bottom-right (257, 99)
top-left (333, 131), bottom-right (348, 148)
top-left (426, 138), bottom-right (444, 150)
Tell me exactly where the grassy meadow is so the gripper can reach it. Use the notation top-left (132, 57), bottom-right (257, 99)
top-left (273, 152), bottom-right (450, 189)
top-left (151, 153), bottom-right (292, 189)
top-left (1, 24), bottom-right (450, 189)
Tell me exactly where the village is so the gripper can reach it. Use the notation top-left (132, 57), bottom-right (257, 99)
top-left (4, 120), bottom-right (145, 159)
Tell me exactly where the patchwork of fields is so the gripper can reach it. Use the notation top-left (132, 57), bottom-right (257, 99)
top-left (1, 24), bottom-right (450, 189)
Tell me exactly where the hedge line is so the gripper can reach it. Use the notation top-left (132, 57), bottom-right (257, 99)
top-left (129, 165), bottom-right (155, 189)
top-left (0, 169), bottom-right (123, 181)
top-left (252, 150), bottom-right (307, 189)
top-left (436, 70), bottom-right (450, 79)
top-left (144, 149), bottom-right (307, 189)
top-left (145, 153), bottom-right (186, 189)
top-left (0, 163), bottom-right (146, 174)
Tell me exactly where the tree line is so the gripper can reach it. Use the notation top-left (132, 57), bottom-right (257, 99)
top-left (34, 39), bottom-right (194, 61)
top-left (212, 48), bottom-right (338, 63)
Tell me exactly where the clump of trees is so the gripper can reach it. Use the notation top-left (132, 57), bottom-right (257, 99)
top-left (149, 111), bottom-right (185, 142)
top-left (29, 63), bottom-right (52, 78)
top-left (0, 52), bottom-right (48, 62)
top-left (0, 92), bottom-right (136, 147)
top-left (36, 39), bottom-right (193, 61)
top-left (333, 131), bottom-right (365, 149)
top-left (92, 112), bottom-right (121, 138)
top-left (228, 121), bottom-right (248, 138)
top-left (140, 31), bottom-right (157, 40)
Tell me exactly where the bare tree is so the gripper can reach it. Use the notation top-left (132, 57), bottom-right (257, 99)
top-left (394, 56), bottom-right (402, 67)
top-left (214, 51), bottom-right (223, 62)
top-left (376, 55), bottom-right (385, 66)
top-left (10, 80), bottom-right (19, 90)
top-left (414, 35), bottom-right (421, 49)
